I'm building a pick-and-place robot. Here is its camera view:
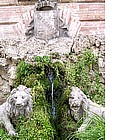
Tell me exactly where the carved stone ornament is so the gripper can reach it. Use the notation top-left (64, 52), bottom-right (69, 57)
top-left (25, 0), bottom-right (69, 40)
top-left (34, 0), bottom-right (59, 41)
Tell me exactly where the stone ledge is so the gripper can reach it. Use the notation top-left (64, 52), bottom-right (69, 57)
top-left (0, 0), bottom-right (18, 6)
top-left (0, 3), bottom-right (105, 24)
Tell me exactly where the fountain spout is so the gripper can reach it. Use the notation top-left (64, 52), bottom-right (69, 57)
top-left (48, 70), bottom-right (54, 84)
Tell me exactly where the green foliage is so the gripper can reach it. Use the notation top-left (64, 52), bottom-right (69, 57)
top-left (67, 115), bottom-right (105, 140)
top-left (15, 109), bottom-right (55, 140)
top-left (77, 116), bottom-right (105, 140)
top-left (15, 60), bottom-right (34, 86)
top-left (0, 128), bottom-right (12, 140)
top-left (65, 49), bottom-right (105, 106)
top-left (0, 112), bottom-right (55, 140)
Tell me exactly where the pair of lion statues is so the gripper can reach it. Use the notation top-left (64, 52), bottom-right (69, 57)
top-left (0, 85), bottom-right (105, 136)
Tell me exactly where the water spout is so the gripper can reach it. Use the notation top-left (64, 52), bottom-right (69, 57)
top-left (48, 71), bottom-right (54, 84)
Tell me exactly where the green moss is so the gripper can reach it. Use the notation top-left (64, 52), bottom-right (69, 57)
top-left (55, 87), bottom-right (77, 139)
top-left (65, 49), bottom-right (105, 106)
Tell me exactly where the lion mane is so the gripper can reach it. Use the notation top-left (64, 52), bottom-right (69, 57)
top-left (69, 86), bottom-right (105, 132)
top-left (0, 85), bottom-right (33, 136)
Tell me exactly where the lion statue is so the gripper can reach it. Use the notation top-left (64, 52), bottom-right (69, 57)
top-left (69, 86), bottom-right (105, 132)
top-left (0, 85), bottom-right (33, 136)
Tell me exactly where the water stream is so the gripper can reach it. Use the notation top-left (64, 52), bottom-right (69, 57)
top-left (48, 70), bottom-right (55, 119)
top-left (51, 82), bottom-right (55, 119)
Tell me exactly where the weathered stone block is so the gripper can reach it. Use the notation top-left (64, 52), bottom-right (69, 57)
top-left (34, 10), bottom-right (59, 41)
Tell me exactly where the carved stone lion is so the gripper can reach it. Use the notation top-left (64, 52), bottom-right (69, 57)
top-left (69, 86), bottom-right (105, 132)
top-left (0, 85), bottom-right (33, 136)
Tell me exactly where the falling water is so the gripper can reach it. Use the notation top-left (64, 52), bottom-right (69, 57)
top-left (51, 82), bottom-right (55, 119)
top-left (48, 71), bottom-right (55, 119)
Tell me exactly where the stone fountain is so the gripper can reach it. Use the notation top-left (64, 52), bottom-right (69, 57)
top-left (0, 0), bottom-right (105, 108)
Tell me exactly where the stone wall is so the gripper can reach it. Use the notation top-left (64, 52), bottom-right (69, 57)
top-left (0, 1), bottom-right (105, 38)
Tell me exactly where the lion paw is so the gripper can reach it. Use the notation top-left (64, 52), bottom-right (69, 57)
top-left (8, 130), bottom-right (18, 136)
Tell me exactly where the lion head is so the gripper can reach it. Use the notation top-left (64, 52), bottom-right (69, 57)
top-left (69, 87), bottom-right (88, 121)
top-left (7, 85), bottom-right (33, 119)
